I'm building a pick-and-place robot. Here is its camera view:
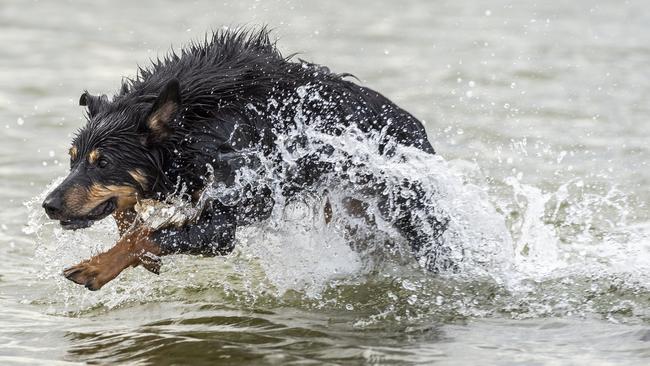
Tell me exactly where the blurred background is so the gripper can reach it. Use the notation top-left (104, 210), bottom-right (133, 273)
top-left (1, 0), bottom-right (649, 364)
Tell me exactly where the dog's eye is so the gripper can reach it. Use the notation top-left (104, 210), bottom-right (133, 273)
top-left (98, 158), bottom-right (109, 168)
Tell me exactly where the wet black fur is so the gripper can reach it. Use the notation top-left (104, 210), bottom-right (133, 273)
top-left (48, 27), bottom-right (447, 269)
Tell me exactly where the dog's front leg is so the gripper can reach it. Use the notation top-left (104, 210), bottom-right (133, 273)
top-left (113, 208), bottom-right (138, 236)
top-left (63, 226), bottom-right (162, 291)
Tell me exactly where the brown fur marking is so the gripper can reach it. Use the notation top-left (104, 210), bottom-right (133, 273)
top-left (88, 149), bottom-right (100, 164)
top-left (69, 146), bottom-right (78, 160)
top-left (62, 226), bottom-right (162, 290)
top-left (128, 169), bottom-right (148, 190)
top-left (324, 198), bottom-right (333, 224)
top-left (88, 184), bottom-right (138, 211)
top-left (113, 209), bottom-right (138, 236)
top-left (63, 183), bottom-right (138, 214)
top-left (343, 197), bottom-right (370, 218)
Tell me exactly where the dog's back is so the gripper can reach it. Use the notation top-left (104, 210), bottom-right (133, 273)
top-left (116, 29), bottom-right (434, 168)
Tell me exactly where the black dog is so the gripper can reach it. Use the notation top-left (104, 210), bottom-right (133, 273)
top-left (42, 28), bottom-right (447, 290)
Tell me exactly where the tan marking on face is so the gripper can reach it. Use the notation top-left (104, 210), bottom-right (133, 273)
top-left (69, 146), bottom-right (78, 160)
top-left (63, 183), bottom-right (138, 215)
top-left (88, 184), bottom-right (138, 210)
top-left (64, 185), bottom-right (91, 213)
top-left (88, 149), bottom-right (100, 164)
top-left (128, 169), bottom-right (148, 190)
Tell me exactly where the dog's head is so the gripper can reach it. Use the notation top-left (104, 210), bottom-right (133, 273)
top-left (42, 79), bottom-right (181, 230)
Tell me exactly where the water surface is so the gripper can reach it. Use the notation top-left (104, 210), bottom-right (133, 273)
top-left (1, 0), bottom-right (650, 364)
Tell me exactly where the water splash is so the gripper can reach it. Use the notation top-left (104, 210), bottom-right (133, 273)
top-left (22, 85), bottom-right (650, 324)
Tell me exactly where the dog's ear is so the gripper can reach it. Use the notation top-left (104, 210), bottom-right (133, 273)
top-left (79, 92), bottom-right (107, 118)
top-left (143, 79), bottom-right (181, 144)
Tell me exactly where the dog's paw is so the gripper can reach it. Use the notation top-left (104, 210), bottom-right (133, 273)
top-left (63, 262), bottom-right (108, 291)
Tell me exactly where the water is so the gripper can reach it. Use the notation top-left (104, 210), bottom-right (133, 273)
top-left (2, 0), bottom-right (650, 364)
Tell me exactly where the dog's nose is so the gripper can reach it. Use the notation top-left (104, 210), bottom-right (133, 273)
top-left (42, 195), bottom-right (63, 218)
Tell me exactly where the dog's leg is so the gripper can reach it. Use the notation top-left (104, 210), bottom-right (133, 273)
top-left (152, 201), bottom-right (238, 256)
top-left (113, 209), bottom-right (137, 236)
top-left (63, 227), bottom-right (162, 291)
top-left (377, 181), bottom-right (451, 272)
top-left (282, 144), bottom-right (451, 270)
top-left (112, 208), bottom-right (160, 274)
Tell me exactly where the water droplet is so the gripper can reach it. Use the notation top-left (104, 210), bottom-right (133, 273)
top-left (436, 296), bottom-right (444, 305)
top-left (402, 279), bottom-right (417, 291)
top-left (407, 294), bottom-right (418, 305)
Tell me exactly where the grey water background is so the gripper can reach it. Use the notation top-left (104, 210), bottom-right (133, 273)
top-left (1, 0), bottom-right (650, 364)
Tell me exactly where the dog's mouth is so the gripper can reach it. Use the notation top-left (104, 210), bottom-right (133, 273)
top-left (60, 198), bottom-right (117, 230)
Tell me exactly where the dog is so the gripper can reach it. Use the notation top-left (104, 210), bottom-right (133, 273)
top-left (42, 28), bottom-right (447, 291)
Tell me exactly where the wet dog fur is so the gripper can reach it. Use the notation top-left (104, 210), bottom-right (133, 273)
top-left (42, 27), bottom-right (445, 290)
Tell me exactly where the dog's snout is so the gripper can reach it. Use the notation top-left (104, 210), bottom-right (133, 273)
top-left (42, 194), bottom-right (63, 218)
